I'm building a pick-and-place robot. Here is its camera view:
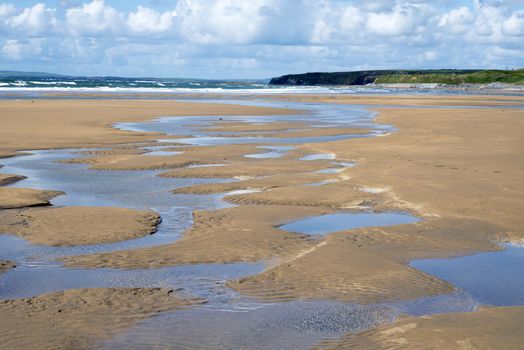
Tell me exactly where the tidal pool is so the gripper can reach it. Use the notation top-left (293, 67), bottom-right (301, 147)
top-left (411, 244), bottom-right (524, 306)
top-left (245, 145), bottom-right (295, 159)
top-left (279, 212), bottom-right (420, 236)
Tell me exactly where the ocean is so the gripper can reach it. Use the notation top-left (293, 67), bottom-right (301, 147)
top-left (0, 76), bottom-right (355, 94)
top-left (0, 75), bottom-right (522, 96)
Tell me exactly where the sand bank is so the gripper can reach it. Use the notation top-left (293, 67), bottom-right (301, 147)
top-left (0, 173), bottom-right (26, 186)
top-left (0, 188), bottom-right (63, 209)
top-left (0, 288), bottom-right (203, 350)
top-left (0, 206), bottom-right (160, 246)
top-left (172, 171), bottom-right (333, 195)
top-left (0, 260), bottom-right (15, 274)
top-left (228, 230), bottom-right (454, 303)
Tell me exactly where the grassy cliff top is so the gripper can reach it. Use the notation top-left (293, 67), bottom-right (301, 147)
top-left (375, 69), bottom-right (524, 85)
top-left (270, 69), bottom-right (524, 86)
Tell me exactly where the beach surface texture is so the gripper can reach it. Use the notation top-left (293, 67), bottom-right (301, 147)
top-left (0, 94), bottom-right (523, 348)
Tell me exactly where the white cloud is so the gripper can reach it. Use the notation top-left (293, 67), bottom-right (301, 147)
top-left (503, 11), bottom-right (524, 35)
top-left (0, 0), bottom-right (521, 77)
top-left (3, 3), bottom-right (58, 35)
top-left (2, 39), bottom-right (42, 60)
top-left (438, 6), bottom-right (475, 34)
top-left (128, 5), bottom-right (176, 34)
top-left (366, 6), bottom-right (417, 36)
top-left (65, 0), bottom-right (125, 35)
top-left (0, 3), bottom-right (16, 17)
top-left (339, 6), bottom-right (364, 32)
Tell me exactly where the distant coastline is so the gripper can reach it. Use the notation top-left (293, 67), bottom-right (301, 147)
top-left (269, 69), bottom-right (524, 86)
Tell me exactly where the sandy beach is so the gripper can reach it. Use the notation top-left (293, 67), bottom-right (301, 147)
top-left (3, 0), bottom-right (524, 347)
top-left (0, 94), bottom-right (523, 348)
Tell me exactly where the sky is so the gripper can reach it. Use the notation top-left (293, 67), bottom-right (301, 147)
top-left (0, 0), bottom-right (523, 79)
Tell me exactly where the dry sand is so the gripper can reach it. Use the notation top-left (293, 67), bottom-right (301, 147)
top-left (0, 206), bottom-right (160, 246)
top-left (0, 288), bottom-right (203, 350)
top-left (316, 306), bottom-right (524, 349)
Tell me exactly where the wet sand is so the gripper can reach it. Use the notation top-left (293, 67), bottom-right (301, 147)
top-left (316, 306), bottom-right (524, 349)
top-left (0, 173), bottom-right (26, 186)
top-left (62, 204), bottom-right (322, 268)
top-left (0, 188), bottom-right (63, 209)
top-left (0, 207), bottom-right (160, 246)
top-left (272, 93), bottom-right (524, 107)
top-left (0, 288), bottom-right (203, 350)
top-left (0, 260), bottom-right (15, 274)
top-left (1, 95), bottom-right (523, 348)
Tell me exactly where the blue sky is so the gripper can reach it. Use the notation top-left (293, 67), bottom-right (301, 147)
top-left (1, 0), bottom-right (523, 78)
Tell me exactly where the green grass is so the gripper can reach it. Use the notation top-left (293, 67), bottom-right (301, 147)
top-left (374, 69), bottom-right (524, 85)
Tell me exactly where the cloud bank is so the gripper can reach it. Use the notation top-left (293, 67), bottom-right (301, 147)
top-left (0, 0), bottom-right (523, 78)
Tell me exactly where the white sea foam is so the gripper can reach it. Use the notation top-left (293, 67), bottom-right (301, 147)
top-left (30, 81), bottom-right (57, 85)
top-left (0, 85), bottom-right (362, 94)
top-left (10, 80), bottom-right (27, 87)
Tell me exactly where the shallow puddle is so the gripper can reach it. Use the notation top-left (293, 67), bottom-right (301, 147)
top-left (116, 101), bottom-right (392, 147)
top-left (245, 145), bottom-right (295, 159)
top-left (299, 153), bottom-right (336, 161)
top-left (411, 244), bottom-right (524, 306)
top-left (279, 212), bottom-right (420, 236)
top-left (0, 259), bottom-right (265, 301)
top-left (304, 179), bottom-right (339, 187)
top-left (99, 300), bottom-right (395, 350)
top-left (0, 150), bottom-right (230, 210)
top-left (316, 168), bottom-right (345, 174)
